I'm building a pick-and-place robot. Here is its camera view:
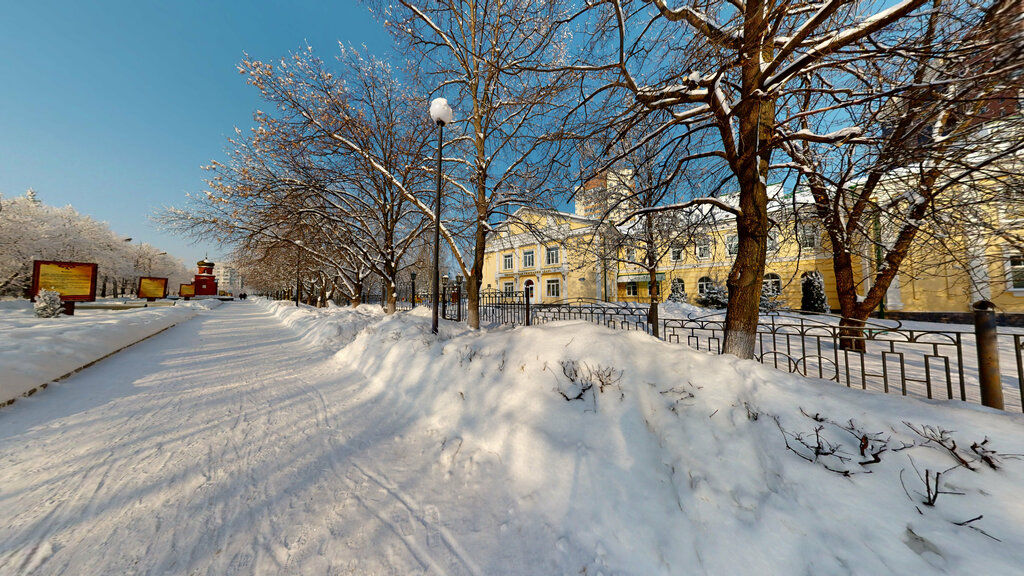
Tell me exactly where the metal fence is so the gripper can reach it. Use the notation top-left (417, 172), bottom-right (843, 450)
top-left (478, 296), bottom-right (1023, 412)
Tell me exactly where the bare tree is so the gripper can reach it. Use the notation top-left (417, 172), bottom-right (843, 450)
top-left (779, 0), bottom-right (1024, 348)
top-left (564, 0), bottom-right (939, 358)
top-left (161, 47), bottom-right (433, 312)
top-left (370, 0), bottom-right (579, 328)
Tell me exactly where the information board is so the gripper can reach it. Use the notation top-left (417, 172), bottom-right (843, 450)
top-left (32, 261), bottom-right (98, 302)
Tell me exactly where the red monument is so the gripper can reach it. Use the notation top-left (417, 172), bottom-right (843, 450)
top-left (194, 259), bottom-right (219, 296)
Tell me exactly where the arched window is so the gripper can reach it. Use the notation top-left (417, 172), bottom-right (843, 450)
top-left (698, 276), bottom-right (714, 295)
top-left (671, 278), bottom-right (685, 292)
top-left (763, 273), bottom-right (782, 295)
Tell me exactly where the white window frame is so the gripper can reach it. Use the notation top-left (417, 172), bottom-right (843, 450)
top-left (697, 276), bottom-right (713, 295)
top-left (696, 236), bottom-right (712, 260)
top-left (726, 235), bottom-right (739, 256)
top-left (625, 281), bottom-right (638, 296)
top-left (546, 246), bottom-right (560, 266)
top-left (767, 230), bottom-right (779, 252)
top-left (763, 273), bottom-right (782, 295)
top-left (1009, 255), bottom-right (1024, 290)
top-left (522, 249), bottom-right (535, 268)
top-left (503, 281), bottom-right (515, 295)
top-left (798, 224), bottom-right (819, 249)
top-left (502, 253), bottom-right (514, 270)
top-left (545, 278), bottom-right (560, 298)
top-left (670, 247), bottom-right (683, 261)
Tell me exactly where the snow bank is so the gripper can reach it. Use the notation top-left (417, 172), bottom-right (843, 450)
top-left (249, 298), bottom-right (1024, 575)
top-left (0, 300), bottom-right (212, 404)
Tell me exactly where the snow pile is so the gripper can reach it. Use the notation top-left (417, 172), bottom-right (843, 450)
top-left (257, 297), bottom-right (386, 349)
top-left (0, 301), bottom-right (201, 404)
top-left (251, 298), bottom-right (1024, 574)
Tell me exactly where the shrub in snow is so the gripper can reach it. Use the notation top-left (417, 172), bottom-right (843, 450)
top-left (34, 289), bottom-right (64, 318)
top-left (801, 271), bottom-right (830, 313)
top-left (759, 286), bottom-right (784, 312)
top-left (667, 278), bottom-right (688, 303)
top-left (696, 281), bottom-right (729, 308)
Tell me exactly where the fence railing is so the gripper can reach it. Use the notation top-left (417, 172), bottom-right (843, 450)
top-left (480, 295), bottom-right (1023, 412)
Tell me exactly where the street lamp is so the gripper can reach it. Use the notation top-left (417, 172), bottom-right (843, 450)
top-left (147, 252), bottom-right (167, 275)
top-left (294, 240), bottom-right (304, 307)
top-left (410, 271), bottom-right (417, 308)
top-left (429, 97), bottom-right (453, 334)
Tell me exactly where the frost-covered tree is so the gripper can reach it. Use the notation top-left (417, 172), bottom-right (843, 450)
top-left (801, 271), bottom-right (830, 314)
top-left (696, 280), bottom-right (729, 308)
top-left (759, 285), bottom-right (784, 313)
top-left (667, 277), bottom-right (688, 303)
top-left (34, 288), bottom-right (64, 317)
top-left (1, 191), bottom-right (185, 299)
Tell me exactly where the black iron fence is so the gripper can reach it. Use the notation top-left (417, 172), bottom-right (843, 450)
top-left (467, 295), bottom-right (1023, 412)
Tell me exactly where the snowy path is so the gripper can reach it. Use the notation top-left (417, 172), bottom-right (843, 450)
top-left (0, 303), bottom-right (498, 575)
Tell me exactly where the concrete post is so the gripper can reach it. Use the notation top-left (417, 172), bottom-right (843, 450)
top-left (973, 300), bottom-right (1004, 410)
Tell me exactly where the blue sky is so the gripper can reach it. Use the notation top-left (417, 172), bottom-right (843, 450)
top-left (0, 1), bottom-right (391, 267)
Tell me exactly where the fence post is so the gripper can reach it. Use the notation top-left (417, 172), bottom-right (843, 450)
top-left (524, 288), bottom-right (531, 326)
top-left (973, 300), bottom-right (1004, 410)
top-left (456, 284), bottom-right (462, 323)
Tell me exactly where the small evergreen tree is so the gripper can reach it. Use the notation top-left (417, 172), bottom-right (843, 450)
top-left (667, 278), bottom-right (688, 303)
top-left (759, 285), bottom-right (784, 312)
top-left (801, 271), bottom-right (830, 313)
top-left (34, 288), bottom-right (64, 318)
top-left (696, 280), bottom-right (729, 308)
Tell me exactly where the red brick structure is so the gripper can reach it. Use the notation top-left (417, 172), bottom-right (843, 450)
top-left (194, 259), bottom-right (219, 296)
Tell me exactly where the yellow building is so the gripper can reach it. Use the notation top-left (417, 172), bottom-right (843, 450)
top-left (484, 173), bottom-right (1024, 319)
top-left (481, 208), bottom-right (612, 304)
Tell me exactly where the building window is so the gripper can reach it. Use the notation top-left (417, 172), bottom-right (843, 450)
top-left (625, 247), bottom-right (636, 263)
top-left (626, 281), bottom-right (638, 296)
top-left (798, 225), bottom-right (818, 249)
top-left (726, 235), bottom-right (739, 256)
top-left (546, 246), bottom-right (560, 265)
top-left (763, 273), bottom-right (782, 295)
top-left (503, 281), bottom-right (515, 295)
top-left (522, 250), bottom-right (534, 268)
top-left (546, 279), bottom-right (560, 298)
top-left (503, 253), bottom-right (513, 270)
top-left (767, 230), bottom-right (779, 252)
top-left (698, 276), bottom-right (714, 295)
top-left (671, 246), bottom-right (683, 261)
top-left (696, 236), bottom-right (712, 259)
top-left (1011, 256), bottom-right (1024, 289)
top-left (524, 279), bottom-right (535, 299)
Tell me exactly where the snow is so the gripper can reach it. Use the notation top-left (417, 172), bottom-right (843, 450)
top-left (0, 299), bottom-right (219, 404)
top-left (1, 298), bottom-right (1023, 574)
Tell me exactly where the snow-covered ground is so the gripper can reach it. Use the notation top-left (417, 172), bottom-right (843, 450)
top-left (0, 299), bottom-right (221, 404)
top-left (1, 298), bottom-right (1023, 574)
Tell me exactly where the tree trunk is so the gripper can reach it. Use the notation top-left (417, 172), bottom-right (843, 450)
top-left (838, 317), bottom-right (868, 352)
top-left (384, 282), bottom-right (397, 314)
top-left (466, 210), bottom-right (487, 330)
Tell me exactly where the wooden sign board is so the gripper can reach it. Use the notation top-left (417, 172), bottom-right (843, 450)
top-left (137, 277), bottom-right (168, 299)
top-left (32, 260), bottom-right (97, 302)
top-left (179, 284), bottom-right (196, 297)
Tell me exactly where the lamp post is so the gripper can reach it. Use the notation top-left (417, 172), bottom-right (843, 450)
top-left (429, 97), bottom-right (453, 334)
top-left (410, 271), bottom-right (417, 308)
top-left (146, 252), bottom-right (167, 276)
top-left (294, 240), bottom-right (303, 307)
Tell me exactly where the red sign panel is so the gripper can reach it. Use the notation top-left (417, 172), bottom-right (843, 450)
top-left (32, 260), bottom-right (98, 302)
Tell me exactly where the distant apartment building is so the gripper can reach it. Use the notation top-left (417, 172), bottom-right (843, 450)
top-left (214, 264), bottom-right (243, 295)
